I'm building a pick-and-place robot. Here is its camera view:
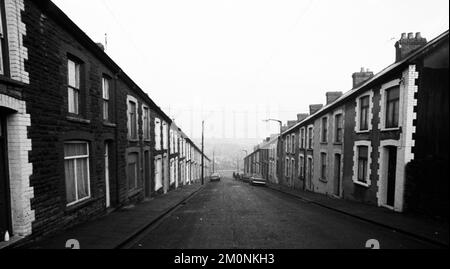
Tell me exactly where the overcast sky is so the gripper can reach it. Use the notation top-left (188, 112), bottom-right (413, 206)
top-left (53, 0), bottom-right (449, 139)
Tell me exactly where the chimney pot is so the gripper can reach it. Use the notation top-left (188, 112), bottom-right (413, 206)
top-left (287, 120), bottom-right (297, 128)
top-left (297, 113), bottom-right (309, 122)
top-left (395, 32), bottom-right (427, 62)
top-left (326, 91), bottom-right (344, 105)
top-left (309, 104), bottom-right (323, 115)
top-left (401, 33), bottom-right (407, 39)
top-left (352, 68), bottom-right (374, 88)
top-left (96, 42), bottom-right (105, 51)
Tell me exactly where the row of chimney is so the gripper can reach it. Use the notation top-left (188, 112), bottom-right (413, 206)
top-left (282, 92), bottom-right (345, 130)
top-left (279, 32), bottom-right (428, 132)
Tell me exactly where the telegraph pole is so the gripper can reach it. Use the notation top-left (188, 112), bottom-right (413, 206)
top-left (201, 120), bottom-right (204, 185)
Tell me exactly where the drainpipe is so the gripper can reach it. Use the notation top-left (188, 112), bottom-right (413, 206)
top-left (114, 69), bottom-right (122, 207)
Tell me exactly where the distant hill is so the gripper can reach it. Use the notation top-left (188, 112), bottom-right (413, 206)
top-left (192, 138), bottom-right (264, 171)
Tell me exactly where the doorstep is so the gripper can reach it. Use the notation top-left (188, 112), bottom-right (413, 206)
top-left (0, 235), bottom-right (25, 249)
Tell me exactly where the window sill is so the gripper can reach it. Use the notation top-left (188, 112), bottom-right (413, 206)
top-left (356, 130), bottom-right (370, 134)
top-left (0, 75), bottom-right (26, 88)
top-left (333, 142), bottom-right (343, 146)
top-left (381, 204), bottom-right (395, 211)
top-left (65, 197), bottom-right (96, 212)
top-left (103, 122), bottom-right (117, 128)
top-left (353, 180), bottom-right (370, 188)
top-left (0, 235), bottom-right (25, 249)
top-left (381, 127), bottom-right (401, 132)
top-left (319, 178), bottom-right (328, 183)
top-left (320, 142), bottom-right (328, 145)
top-left (128, 138), bottom-right (139, 142)
top-left (128, 188), bottom-right (143, 197)
top-left (66, 116), bottom-right (91, 125)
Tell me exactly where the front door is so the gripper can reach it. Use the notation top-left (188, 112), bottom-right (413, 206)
top-left (104, 143), bottom-right (111, 208)
top-left (144, 151), bottom-right (150, 197)
top-left (306, 158), bottom-right (313, 190)
top-left (386, 146), bottom-right (397, 207)
top-left (334, 154), bottom-right (342, 196)
top-left (0, 114), bottom-right (12, 240)
top-left (155, 158), bottom-right (162, 192)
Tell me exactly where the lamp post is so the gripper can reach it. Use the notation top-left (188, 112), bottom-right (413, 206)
top-left (263, 118), bottom-right (283, 185)
top-left (263, 119), bottom-right (283, 135)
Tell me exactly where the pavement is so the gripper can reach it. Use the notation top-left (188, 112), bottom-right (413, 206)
top-left (126, 177), bottom-right (443, 249)
top-left (21, 183), bottom-right (204, 249)
top-left (266, 182), bottom-right (449, 247)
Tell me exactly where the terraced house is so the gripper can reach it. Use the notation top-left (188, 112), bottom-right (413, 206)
top-left (0, 0), bottom-right (208, 247)
top-left (246, 30), bottom-right (449, 219)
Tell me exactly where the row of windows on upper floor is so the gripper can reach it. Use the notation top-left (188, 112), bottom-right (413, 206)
top-left (67, 57), bottom-right (116, 123)
top-left (284, 86), bottom-right (400, 154)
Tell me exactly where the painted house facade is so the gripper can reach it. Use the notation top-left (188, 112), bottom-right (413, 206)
top-left (0, 0), bottom-right (208, 247)
top-left (311, 93), bottom-right (344, 197)
top-left (244, 149), bottom-right (260, 177)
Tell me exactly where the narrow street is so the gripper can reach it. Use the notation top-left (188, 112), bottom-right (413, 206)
top-left (126, 176), bottom-right (438, 249)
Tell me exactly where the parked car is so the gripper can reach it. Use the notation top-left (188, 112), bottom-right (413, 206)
top-left (210, 173), bottom-right (221, 182)
top-left (242, 174), bottom-right (251, 183)
top-left (250, 175), bottom-right (267, 186)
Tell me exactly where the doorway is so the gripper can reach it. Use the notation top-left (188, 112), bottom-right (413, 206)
top-left (334, 154), bottom-right (342, 197)
top-left (0, 113), bottom-right (12, 240)
top-left (306, 157), bottom-right (313, 191)
top-left (386, 146), bottom-right (397, 207)
top-left (104, 142), bottom-right (111, 208)
top-left (144, 150), bottom-right (151, 198)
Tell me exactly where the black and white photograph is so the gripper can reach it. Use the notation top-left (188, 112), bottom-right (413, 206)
top-left (0, 0), bottom-right (448, 258)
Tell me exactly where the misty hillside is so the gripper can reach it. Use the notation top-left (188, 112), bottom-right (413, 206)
top-left (193, 138), bottom-right (264, 171)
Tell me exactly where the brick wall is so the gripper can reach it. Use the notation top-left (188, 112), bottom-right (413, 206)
top-left (19, 0), bottom-right (131, 241)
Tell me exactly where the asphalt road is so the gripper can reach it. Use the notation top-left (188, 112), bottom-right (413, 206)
top-left (128, 177), bottom-right (438, 249)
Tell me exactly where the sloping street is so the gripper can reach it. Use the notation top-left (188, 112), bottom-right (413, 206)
top-left (126, 176), bottom-right (439, 249)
